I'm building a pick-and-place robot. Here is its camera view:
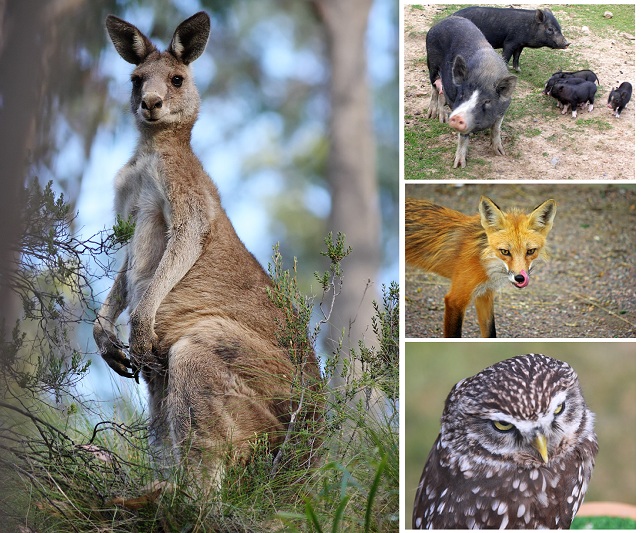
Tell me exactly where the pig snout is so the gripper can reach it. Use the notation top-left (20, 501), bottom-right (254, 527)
top-left (449, 113), bottom-right (468, 132)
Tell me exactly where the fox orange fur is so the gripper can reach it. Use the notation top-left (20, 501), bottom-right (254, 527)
top-left (405, 196), bottom-right (557, 337)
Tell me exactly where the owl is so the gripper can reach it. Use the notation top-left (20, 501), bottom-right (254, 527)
top-left (412, 354), bottom-right (598, 529)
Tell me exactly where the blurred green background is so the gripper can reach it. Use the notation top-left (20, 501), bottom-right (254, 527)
top-left (404, 342), bottom-right (635, 528)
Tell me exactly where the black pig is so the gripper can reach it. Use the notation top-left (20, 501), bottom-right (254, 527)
top-left (426, 16), bottom-right (517, 168)
top-left (549, 69), bottom-right (599, 85)
top-left (453, 6), bottom-right (569, 72)
top-left (607, 82), bottom-right (632, 118)
top-left (545, 76), bottom-right (590, 96)
top-left (550, 80), bottom-right (597, 118)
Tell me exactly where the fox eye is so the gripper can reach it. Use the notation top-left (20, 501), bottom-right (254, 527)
top-left (526, 248), bottom-right (537, 256)
top-left (131, 76), bottom-right (142, 89)
top-left (492, 420), bottom-right (514, 432)
top-left (171, 75), bottom-right (184, 88)
top-left (499, 249), bottom-right (511, 256)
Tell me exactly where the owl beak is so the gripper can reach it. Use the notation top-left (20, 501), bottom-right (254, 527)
top-left (532, 433), bottom-right (549, 463)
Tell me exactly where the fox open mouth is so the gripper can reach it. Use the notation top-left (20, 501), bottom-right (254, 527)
top-left (512, 270), bottom-right (530, 288)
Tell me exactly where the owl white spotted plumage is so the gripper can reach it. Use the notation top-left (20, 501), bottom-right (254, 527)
top-left (413, 354), bottom-right (598, 529)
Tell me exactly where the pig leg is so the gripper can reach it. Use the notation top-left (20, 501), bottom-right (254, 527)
top-left (511, 47), bottom-right (525, 73)
top-left (502, 44), bottom-right (522, 72)
top-left (426, 85), bottom-right (440, 120)
top-left (427, 82), bottom-right (448, 123)
top-left (453, 133), bottom-right (470, 168)
top-left (561, 103), bottom-right (569, 115)
top-left (571, 104), bottom-right (578, 119)
top-left (490, 116), bottom-right (507, 156)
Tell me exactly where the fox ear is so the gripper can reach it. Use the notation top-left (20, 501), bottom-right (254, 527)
top-left (479, 196), bottom-right (506, 230)
top-left (529, 199), bottom-right (557, 233)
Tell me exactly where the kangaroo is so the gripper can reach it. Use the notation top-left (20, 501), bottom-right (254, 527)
top-left (93, 11), bottom-right (321, 479)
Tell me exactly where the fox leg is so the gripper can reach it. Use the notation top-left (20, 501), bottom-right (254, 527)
top-left (443, 292), bottom-right (469, 338)
top-left (474, 291), bottom-right (497, 338)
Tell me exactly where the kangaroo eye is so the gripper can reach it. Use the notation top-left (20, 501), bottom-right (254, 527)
top-left (553, 402), bottom-right (565, 416)
top-left (171, 75), bottom-right (184, 88)
top-left (527, 248), bottom-right (537, 256)
top-left (492, 420), bottom-right (514, 432)
top-left (131, 76), bottom-right (142, 89)
top-left (499, 249), bottom-right (510, 256)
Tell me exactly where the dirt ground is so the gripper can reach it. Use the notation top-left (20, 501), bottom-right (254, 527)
top-left (404, 4), bottom-right (635, 179)
top-left (404, 184), bottom-right (636, 338)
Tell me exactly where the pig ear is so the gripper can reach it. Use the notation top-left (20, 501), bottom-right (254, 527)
top-left (528, 199), bottom-right (557, 233)
top-left (479, 196), bottom-right (506, 231)
top-left (106, 15), bottom-right (157, 65)
top-left (535, 9), bottom-right (546, 23)
top-left (452, 55), bottom-right (468, 85)
top-left (169, 11), bottom-right (210, 65)
top-left (496, 75), bottom-right (517, 99)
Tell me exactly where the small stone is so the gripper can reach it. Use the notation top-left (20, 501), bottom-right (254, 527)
top-left (581, 26), bottom-right (590, 34)
top-left (603, 11), bottom-right (613, 19)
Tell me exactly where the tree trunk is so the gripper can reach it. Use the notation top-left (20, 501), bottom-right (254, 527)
top-left (314, 0), bottom-right (383, 415)
top-left (0, 1), bottom-right (48, 332)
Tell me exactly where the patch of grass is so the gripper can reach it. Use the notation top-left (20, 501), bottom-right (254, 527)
top-left (404, 116), bottom-right (494, 179)
top-left (411, 56), bottom-right (426, 68)
top-left (575, 117), bottom-right (613, 131)
top-left (571, 516), bottom-right (636, 530)
top-left (564, 4), bottom-right (635, 35)
top-left (410, 4), bottom-right (425, 11)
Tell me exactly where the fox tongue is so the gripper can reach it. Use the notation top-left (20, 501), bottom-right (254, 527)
top-left (515, 269), bottom-right (529, 288)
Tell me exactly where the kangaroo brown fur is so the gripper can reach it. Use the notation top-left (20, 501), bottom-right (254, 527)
top-left (93, 12), bottom-right (321, 479)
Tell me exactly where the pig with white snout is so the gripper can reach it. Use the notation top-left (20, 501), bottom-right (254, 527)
top-left (426, 16), bottom-right (517, 168)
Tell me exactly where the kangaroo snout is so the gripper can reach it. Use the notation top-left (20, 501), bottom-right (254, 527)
top-left (140, 92), bottom-right (165, 120)
top-left (142, 93), bottom-right (163, 110)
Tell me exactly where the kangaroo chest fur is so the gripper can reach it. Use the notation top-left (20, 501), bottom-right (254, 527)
top-left (115, 152), bottom-right (173, 311)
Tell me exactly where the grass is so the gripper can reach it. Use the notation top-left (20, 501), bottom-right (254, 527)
top-left (0, 235), bottom-right (400, 532)
top-left (571, 516), bottom-right (636, 530)
top-left (404, 4), bottom-right (634, 178)
top-left (564, 4), bottom-right (635, 35)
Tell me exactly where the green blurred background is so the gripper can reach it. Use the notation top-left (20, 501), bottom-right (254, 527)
top-left (404, 342), bottom-right (635, 529)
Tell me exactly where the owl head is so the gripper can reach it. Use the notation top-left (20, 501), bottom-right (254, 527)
top-left (440, 354), bottom-right (596, 470)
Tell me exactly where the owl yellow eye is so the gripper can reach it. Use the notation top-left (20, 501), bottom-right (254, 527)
top-left (492, 420), bottom-right (514, 432)
top-left (553, 402), bottom-right (565, 416)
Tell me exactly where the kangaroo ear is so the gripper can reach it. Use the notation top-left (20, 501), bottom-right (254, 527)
top-left (479, 196), bottom-right (506, 230)
top-left (169, 11), bottom-right (210, 65)
top-left (529, 199), bottom-right (557, 232)
top-left (106, 15), bottom-right (157, 65)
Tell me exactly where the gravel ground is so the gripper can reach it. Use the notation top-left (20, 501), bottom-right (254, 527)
top-left (404, 183), bottom-right (636, 338)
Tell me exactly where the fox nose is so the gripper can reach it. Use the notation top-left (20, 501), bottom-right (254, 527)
top-left (514, 269), bottom-right (530, 288)
top-left (142, 94), bottom-right (163, 110)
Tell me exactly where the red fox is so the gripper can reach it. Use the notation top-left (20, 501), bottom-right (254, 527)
top-left (405, 196), bottom-right (557, 337)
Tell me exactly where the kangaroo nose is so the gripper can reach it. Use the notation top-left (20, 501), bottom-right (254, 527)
top-left (142, 94), bottom-right (163, 110)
